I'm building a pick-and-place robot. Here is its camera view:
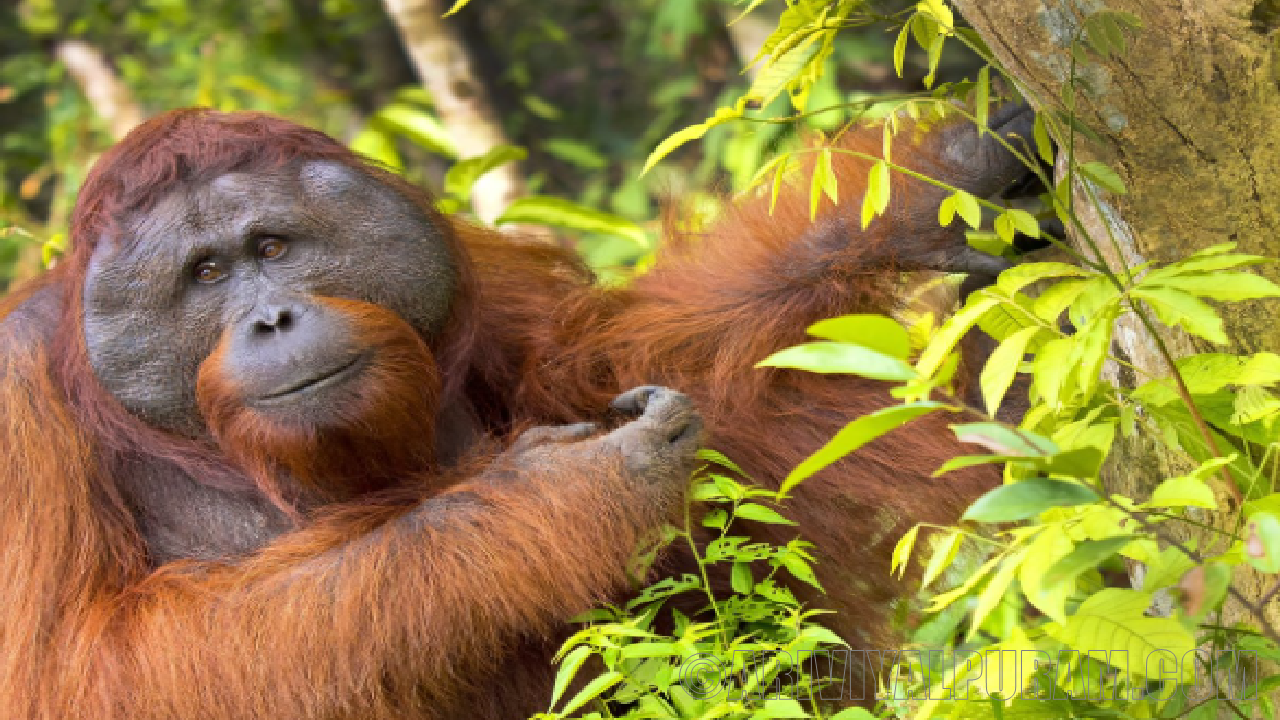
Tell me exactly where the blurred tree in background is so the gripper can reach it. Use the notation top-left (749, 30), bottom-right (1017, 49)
top-left (0, 0), bottom-right (980, 288)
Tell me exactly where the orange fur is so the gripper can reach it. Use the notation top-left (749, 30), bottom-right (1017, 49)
top-left (0, 109), bottom-right (999, 718)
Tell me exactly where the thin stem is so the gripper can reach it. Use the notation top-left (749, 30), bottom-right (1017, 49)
top-left (682, 473), bottom-right (730, 649)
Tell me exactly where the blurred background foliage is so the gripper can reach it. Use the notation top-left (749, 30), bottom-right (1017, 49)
top-left (0, 0), bottom-right (981, 289)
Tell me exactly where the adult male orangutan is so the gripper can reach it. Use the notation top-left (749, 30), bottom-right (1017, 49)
top-left (0, 103), bottom-right (1034, 718)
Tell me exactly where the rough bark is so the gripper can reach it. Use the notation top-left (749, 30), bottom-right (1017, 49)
top-left (953, 0), bottom-right (1280, 658)
top-left (381, 0), bottom-right (526, 226)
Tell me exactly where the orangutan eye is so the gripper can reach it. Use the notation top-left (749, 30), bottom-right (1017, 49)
top-left (193, 260), bottom-right (227, 284)
top-left (258, 238), bottom-right (288, 260)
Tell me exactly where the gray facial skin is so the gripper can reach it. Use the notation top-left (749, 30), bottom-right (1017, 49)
top-left (82, 160), bottom-right (457, 436)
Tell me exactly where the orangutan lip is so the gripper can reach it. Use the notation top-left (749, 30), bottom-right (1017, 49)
top-left (258, 354), bottom-right (367, 403)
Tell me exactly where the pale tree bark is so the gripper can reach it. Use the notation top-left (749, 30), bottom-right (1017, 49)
top-left (381, 0), bottom-right (525, 226)
top-left (56, 40), bottom-right (143, 141)
top-left (719, 5), bottom-right (775, 79)
top-left (953, 0), bottom-right (1280, 661)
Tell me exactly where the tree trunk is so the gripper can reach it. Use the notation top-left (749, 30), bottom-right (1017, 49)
top-left (381, 0), bottom-right (526, 226)
top-left (953, 0), bottom-right (1280, 657)
top-left (56, 40), bottom-right (143, 140)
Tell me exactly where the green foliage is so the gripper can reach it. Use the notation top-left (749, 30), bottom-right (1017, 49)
top-left (547, 2), bottom-right (1280, 718)
top-left (534, 452), bottom-right (850, 719)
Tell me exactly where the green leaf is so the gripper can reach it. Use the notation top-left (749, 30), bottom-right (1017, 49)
top-left (1050, 589), bottom-right (1195, 681)
top-left (975, 66), bottom-right (990, 131)
top-left (970, 548), bottom-right (1027, 639)
top-left (919, 0), bottom-right (955, 33)
top-left (806, 315), bottom-right (910, 360)
top-left (550, 645), bottom-right (594, 709)
top-left (540, 138), bottom-right (606, 170)
top-left (980, 326), bottom-right (1039, 416)
top-left (642, 122), bottom-right (709, 174)
top-left (963, 478), bottom-right (1099, 523)
top-left (1033, 113), bottom-right (1054, 165)
top-left (1146, 272), bottom-right (1280, 302)
top-left (859, 159), bottom-right (889, 228)
top-left (781, 402), bottom-right (944, 494)
top-left (938, 194), bottom-right (958, 227)
top-left (350, 127), bottom-right (402, 170)
top-left (444, 145), bottom-right (527, 202)
top-left (893, 21), bottom-right (912, 79)
top-left (993, 260), bottom-right (1085, 294)
top-left (1134, 287), bottom-right (1227, 344)
top-left (954, 190), bottom-right (981, 229)
top-left (891, 524), bottom-right (920, 579)
top-left (442, 0), bottom-right (473, 16)
top-left (814, 147), bottom-right (838, 220)
top-left (757, 341), bottom-right (917, 381)
top-left (1145, 251), bottom-right (1269, 279)
top-left (495, 196), bottom-right (648, 247)
top-left (735, 503), bottom-right (797, 526)
top-left (557, 671), bottom-right (624, 714)
top-left (952, 423), bottom-right (1058, 456)
top-left (780, 552), bottom-right (823, 589)
top-left (1148, 475), bottom-right (1217, 509)
top-left (373, 103), bottom-right (458, 158)
top-left (933, 453), bottom-right (1026, 476)
top-left (1079, 161), bottom-right (1126, 194)
top-left (1042, 447), bottom-right (1107, 478)
top-left (703, 508), bottom-right (728, 530)
top-left (1008, 209), bottom-right (1040, 238)
top-left (1021, 526), bottom-right (1074, 621)
top-left (746, 32), bottom-right (822, 109)
top-left (1043, 536), bottom-right (1134, 588)
top-left (831, 708), bottom-right (876, 720)
top-left (1246, 493), bottom-right (1280, 520)
top-left (1033, 337), bottom-right (1075, 408)
top-left (758, 697), bottom-right (810, 718)
top-left (994, 212), bottom-right (1016, 244)
top-left (696, 448), bottom-right (750, 477)
top-left (1070, 300), bottom-right (1122, 398)
top-left (1246, 512), bottom-right (1280, 573)
top-left (619, 642), bottom-right (682, 659)
top-left (870, 159), bottom-right (891, 214)
top-left (916, 292), bottom-right (1000, 378)
top-left (1033, 279), bottom-right (1090, 321)
top-left (922, 530), bottom-right (963, 589)
top-left (731, 561), bottom-right (754, 594)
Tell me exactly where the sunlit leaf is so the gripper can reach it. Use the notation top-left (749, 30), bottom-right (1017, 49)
top-left (916, 292), bottom-right (1000, 378)
top-left (1246, 512), bottom-right (1280, 574)
top-left (757, 341), bottom-right (916, 380)
top-left (963, 478), bottom-right (1099, 523)
top-left (970, 548), bottom-right (1027, 638)
top-left (1145, 272), bottom-right (1280, 302)
top-left (952, 423), bottom-right (1057, 456)
top-left (735, 503), bottom-right (796, 526)
top-left (1049, 589), bottom-right (1195, 682)
top-left (1134, 287), bottom-right (1227, 344)
top-left (1079, 161), bottom-right (1127, 194)
top-left (806, 315), bottom-right (911, 360)
top-left (549, 646), bottom-right (594, 709)
top-left (954, 190), bottom-right (981, 229)
top-left (980, 325), bottom-right (1039, 416)
top-left (496, 196), bottom-right (648, 246)
top-left (891, 525), bottom-right (921, 579)
top-left (922, 530), bottom-right (963, 589)
top-left (781, 402), bottom-right (944, 494)
top-left (1148, 475), bottom-right (1217, 509)
top-left (444, 145), bottom-right (527, 202)
top-left (557, 671), bottom-right (624, 714)
top-left (373, 103), bottom-right (458, 158)
top-left (1043, 536), bottom-right (1135, 588)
